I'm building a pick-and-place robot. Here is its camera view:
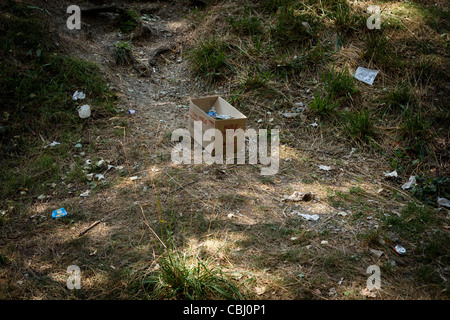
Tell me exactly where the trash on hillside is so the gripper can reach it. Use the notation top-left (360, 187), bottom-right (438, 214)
top-left (384, 170), bottom-right (398, 178)
top-left (94, 174), bottom-right (104, 181)
top-left (321, 240), bottom-right (328, 245)
top-left (128, 109), bottom-right (136, 115)
top-left (37, 194), bottom-right (46, 200)
top-left (401, 176), bottom-right (417, 190)
top-left (354, 67), bottom-right (379, 85)
top-left (52, 208), bottom-right (68, 219)
top-left (319, 165), bottom-right (331, 171)
top-left (96, 159), bottom-right (105, 167)
top-left (282, 191), bottom-right (315, 202)
top-left (310, 122), bottom-right (318, 127)
top-left (437, 197), bottom-right (450, 208)
top-left (337, 211), bottom-right (347, 217)
top-left (393, 245), bottom-right (406, 255)
top-left (86, 173), bottom-right (94, 181)
top-left (72, 90), bottom-right (86, 100)
top-left (74, 143), bottom-right (82, 148)
top-left (80, 190), bottom-right (91, 197)
top-left (282, 112), bottom-right (301, 118)
top-left (294, 212), bottom-right (320, 221)
top-left (370, 249), bottom-right (384, 258)
top-left (360, 287), bottom-right (377, 298)
top-left (44, 141), bottom-right (61, 148)
top-left (130, 176), bottom-right (139, 181)
top-left (189, 96), bottom-right (246, 156)
top-left (302, 21), bottom-right (312, 34)
top-left (78, 105), bottom-right (91, 119)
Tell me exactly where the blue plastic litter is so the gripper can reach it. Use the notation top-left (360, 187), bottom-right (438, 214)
top-left (207, 106), bottom-right (217, 118)
top-left (52, 208), bottom-right (68, 219)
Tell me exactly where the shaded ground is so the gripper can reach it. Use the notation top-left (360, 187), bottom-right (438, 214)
top-left (0, 0), bottom-right (449, 299)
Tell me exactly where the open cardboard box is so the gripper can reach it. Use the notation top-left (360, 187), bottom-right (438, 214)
top-left (188, 96), bottom-right (247, 156)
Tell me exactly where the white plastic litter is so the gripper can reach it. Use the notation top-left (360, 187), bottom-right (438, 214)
top-left (401, 176), bottom-right (417, 190)
top-left (44, 141), bottom-right (61, 148)
top-left (293, 211), bottom-right (320, 221)
top-left (310, 122), bottom-right (318, 127)
top-left (437, 197), bottom-right (450, 208)
top-left (354, 67), bottom-right (379, 85)
top-left (283, 191), bottom-right (315, 202)
top-left (319, 165), bottom-right (331, 171)
top-left (282, 112), bottom-right (300, 118)
top-left (80, 190), bottom-right (90, 197)
top-left (72, 90), bottom-right (86, 100)
top-left (384, 170), bottom-right (398, 178)
top-left (78, 105), bottom-right (91, 119)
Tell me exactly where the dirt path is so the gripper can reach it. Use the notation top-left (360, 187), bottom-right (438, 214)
top-left (1, 0), bottom-right (448, 300)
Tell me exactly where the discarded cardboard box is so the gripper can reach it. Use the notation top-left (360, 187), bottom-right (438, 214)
top-left (188, 96), bottom-right (247, 155)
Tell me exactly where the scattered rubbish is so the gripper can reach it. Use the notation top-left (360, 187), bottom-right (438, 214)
top-left (207, 106), bottom-right (217, 118)
top-left (189, 96), bottom-right (246, 155)
top-left (80, 190), bottom-right (91, 197)
top-left (360, 287), bottom-right (377, 298)
top-left (52, 208), bottom-right (68, 219)
top-left (337, 211), bottom-right (347, 217)
top-left (37, 194), bottom-right (46, 200)
top-left (394, 245), bottom-right (406, 255)
top-left (310, 122), bottom-right (318, 127)
top-left (255, 286), bottom-right (266, 296)
top-left (369, 249), bottom-right (384, 258)
top-left (257, 119), bottom-right (263, 123)
top-left (1, 210), bottom-right (6, 216)
top-left (227, 213), bottom-right (235, 219)
top-left (354, 67), bottom-right (379, 85)
top-left (44, 141), bottom-right (61, 148)
top-left (282, 112), bottom-right (300, 118)
top-left (338, 278), bottom-right (344, 285)
top-left (94, 174), bottom-right (104, 181)
top-left (401, 176), bottom-right (417, 190)
top-left (130, 176), bottom-right (138, 181)
top-left (302, 21), bottom-right (312, 34)
top-left (74, 143), bottom-right (82, 148)
top-left (78, 105), bottom-right (91, 119)
top-left (296, 212), bottom-right (320, 221)
top-left (85, 160), bottom-right (92, 165)
top-left (384, 170), bottom-right (398, 178)
top-left (328, 287), bottom-right (337, 296)
top-left (96, 159), bottom-right (105, 167)
top-left (282, 191), bottom-right (315, 202)
top-left (86, 173), bottom-right (94, 181)
top-left (128, 109), bottom-right (136, 115)
top-left (290, 236), bottom-right (298, 241)
top-left (321, 240), bottom-right (328, 245)
top-left (72, 90), bottom-right (86, 100)
top-left (437, 197), bottom-right (450, 208)
top-left (319, 165), bottom-right (331, 171)
top-left (268, 118), bottom-right (274, 122)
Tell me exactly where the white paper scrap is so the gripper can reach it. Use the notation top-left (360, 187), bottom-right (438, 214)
top-left (354, 67), bottom-right (379, 85)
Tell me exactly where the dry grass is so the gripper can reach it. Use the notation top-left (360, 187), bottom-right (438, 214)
top-left (1, 0), bottom-right (449, 300)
